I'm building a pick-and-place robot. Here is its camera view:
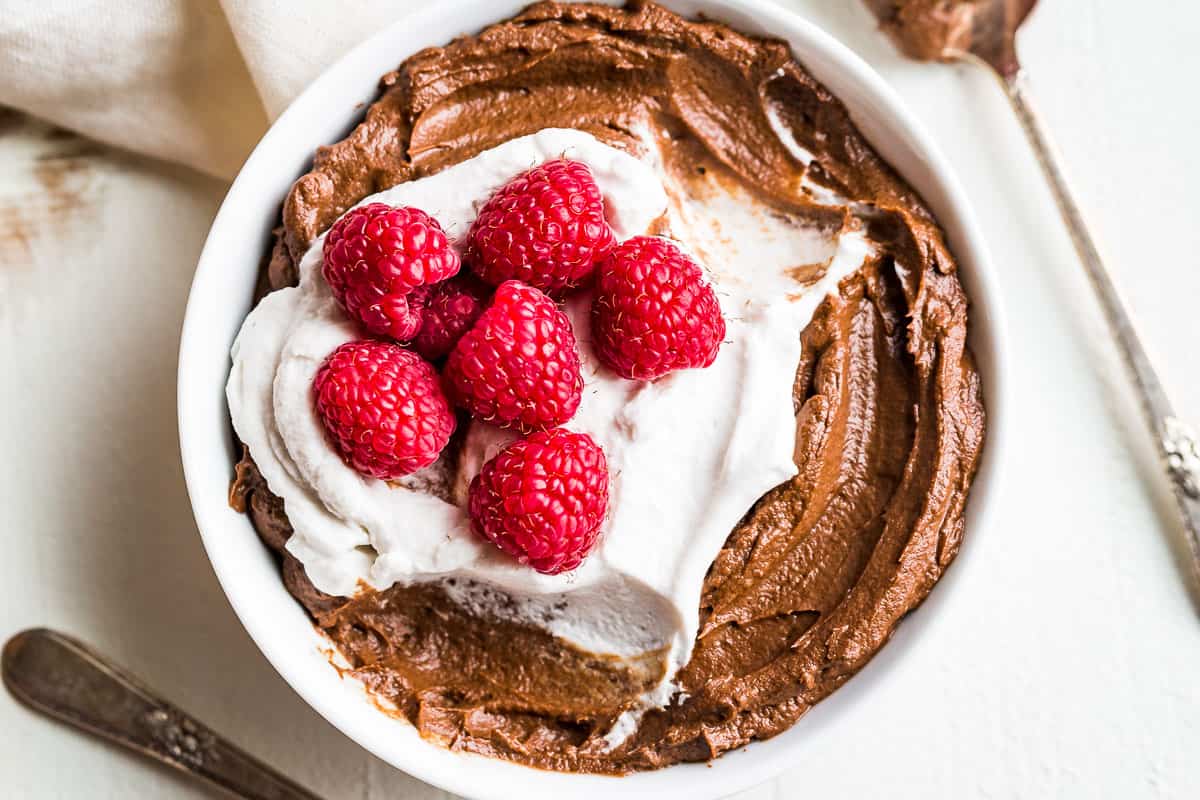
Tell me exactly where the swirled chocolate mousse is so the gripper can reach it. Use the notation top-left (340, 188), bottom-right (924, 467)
top-left (227, 0), bottom-right (986, 774)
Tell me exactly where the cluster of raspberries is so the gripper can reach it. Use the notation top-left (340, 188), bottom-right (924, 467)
top-left (312, 158), bottom-right (725, 574)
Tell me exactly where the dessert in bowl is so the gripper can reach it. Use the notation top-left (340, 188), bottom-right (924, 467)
top-left (179, 0), bottom-right (1004, 796)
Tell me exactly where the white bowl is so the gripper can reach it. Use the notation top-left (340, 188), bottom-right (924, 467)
top-left (178, 1), bottom-right (1008, 797)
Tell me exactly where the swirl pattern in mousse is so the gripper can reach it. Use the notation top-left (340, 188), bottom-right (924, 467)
top-left (228, 0), bottom-right (986, 774)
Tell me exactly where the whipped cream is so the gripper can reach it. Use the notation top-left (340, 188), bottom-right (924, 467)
top-left (227, 128), bottom-right (873, 713)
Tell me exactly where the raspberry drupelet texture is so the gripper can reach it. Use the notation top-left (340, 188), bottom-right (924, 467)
top-left (322, 203), bottom-right (461, 341)
top-left (313, 339), bottom-right (456, 480)
top-left (591, 235), bottom-right (726, 381)
top-left (466, 159), bottom-right (616, 293)
top-left (468, 428), bottom-right (609, 574)
top-left (443, 281), bottom-right (584, 433)
top-left (410, 274), bottom-right (491, 362)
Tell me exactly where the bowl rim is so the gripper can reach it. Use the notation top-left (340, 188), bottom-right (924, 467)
top-left (178, 1), bottom-right (1009, 798)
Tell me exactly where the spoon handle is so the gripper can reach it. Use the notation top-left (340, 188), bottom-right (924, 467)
top-left (1002, 71), bottom-right (1200, 571)
top-left (2, 628), bottom-right (325, 800)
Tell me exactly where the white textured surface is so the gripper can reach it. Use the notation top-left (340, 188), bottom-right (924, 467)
top-left (2, 1), bottom-right (1200, 798)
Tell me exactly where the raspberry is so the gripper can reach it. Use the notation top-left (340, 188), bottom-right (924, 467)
top-left (374, 290), bottom-right (425, 341)
top-left (466, 159), bottom-right (616, 293)
top-left (591, 236), bottom-right (726, 381)
top-left (313, 339), bottom-right (456, 480)
top-left (443, 281), bottom-right (583, 432)
top-left (322, 203), bottom-right (460, 340)
top-left (468, 428), bottom-right (609, 574)
top-left (410, 274), bottom-right (491, 362)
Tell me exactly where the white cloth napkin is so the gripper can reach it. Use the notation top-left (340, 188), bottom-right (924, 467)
top-left (0, 0), bottom-right (415, 180)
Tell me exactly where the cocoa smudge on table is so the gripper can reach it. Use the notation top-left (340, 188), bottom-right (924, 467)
top-left (0, 112), bottom-right (99, 263)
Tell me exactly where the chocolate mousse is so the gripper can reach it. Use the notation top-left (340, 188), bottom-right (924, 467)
top-left (231, 0), bottom-right (986, 773)
top-left (865, 0), bottom-right (1036, 75)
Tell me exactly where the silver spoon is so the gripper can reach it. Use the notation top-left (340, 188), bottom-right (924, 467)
top-left (3, 628), bottom-right (326, 800)
top-left (871, 0), bottom-right (1200, 582)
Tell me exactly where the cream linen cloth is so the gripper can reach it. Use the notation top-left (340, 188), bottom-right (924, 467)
top-left (0, 0), bottom-right (418, 180)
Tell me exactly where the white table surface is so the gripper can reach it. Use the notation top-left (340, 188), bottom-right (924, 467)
top-left (2, 1), bottom-right (1199, 797)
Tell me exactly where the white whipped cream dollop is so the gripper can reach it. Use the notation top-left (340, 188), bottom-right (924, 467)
top-left (227, 128), bottom-right (873, 711)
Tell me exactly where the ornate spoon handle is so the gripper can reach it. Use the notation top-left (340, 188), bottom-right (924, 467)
top-left (999, 69), bottom-right (1200, 570)
top-left (2, 629), bottom-right (324, 800)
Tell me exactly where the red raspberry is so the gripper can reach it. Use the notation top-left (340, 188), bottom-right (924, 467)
top-left (313, 340), bottom-right (455, 480)
top-left (466, 159), bottom-right (616, 293)
top-left (443, 281), bottom-right (583, 432)
top-left (591, 236), bottom-right (726, 381)
top-left (410, 274), bottom-right (491, 362)
top-left (322, 203), bottom-right (460, 340)
top-left (468, 428), bottom-right (609, 574)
